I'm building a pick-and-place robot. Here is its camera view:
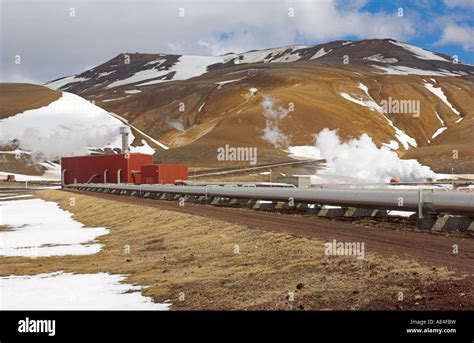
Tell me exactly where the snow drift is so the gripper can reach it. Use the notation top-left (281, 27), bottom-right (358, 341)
top-left (0, 272), bottom-right (169, 310)
top-left (0, 198), bottom-right (109, 257)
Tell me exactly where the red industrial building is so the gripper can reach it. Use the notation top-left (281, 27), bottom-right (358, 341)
top-left (141, 164), bottom-right (188, 184)
top-left (61, 153), bottom-right (188, 186)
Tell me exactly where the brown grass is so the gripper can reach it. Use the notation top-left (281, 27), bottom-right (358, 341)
top-left (0, 83), bottom-right (61, 119)
top-left (1, 190), bottom-right (456, 310)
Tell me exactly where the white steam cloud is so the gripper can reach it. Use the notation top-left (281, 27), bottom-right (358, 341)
top-left (261, 96), bottom-right (291, 148)
top-left (313, 129), bottom-right (436, 183)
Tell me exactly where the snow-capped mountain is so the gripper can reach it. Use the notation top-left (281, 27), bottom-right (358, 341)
top-left (46, 39), bottom-right (473, 93)
top-left (2, 39), bottom-right (472, 177)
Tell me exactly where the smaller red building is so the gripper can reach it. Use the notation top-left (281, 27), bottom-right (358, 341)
top-left (61, 153), bottom-right (153, 185)
top-left (141, 164), bottom-right (188, 184)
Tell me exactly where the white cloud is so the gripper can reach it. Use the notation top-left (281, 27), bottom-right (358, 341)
top-left (435, 22), bottom-right (474, 51)
top-left (197, 0), bottom-right (417, 55)
top-left (444, 0), bottom-right (474, 8)
top-left (1, 0), bottom-right (418, 83)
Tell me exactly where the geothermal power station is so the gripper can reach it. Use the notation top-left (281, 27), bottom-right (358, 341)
top-left (59, 129), bottom-right (474, 233)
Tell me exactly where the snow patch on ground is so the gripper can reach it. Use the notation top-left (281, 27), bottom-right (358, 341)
top-left (388, 210), bottom-right (416, 217)
top-left (0, 194), bottom-right (33, 200)
top-left (0, 272), bottom-right (170, 310)
top-left (0, 171), bottom-right (60, 182)
top-left (0, 198), bottom-right (109, 257)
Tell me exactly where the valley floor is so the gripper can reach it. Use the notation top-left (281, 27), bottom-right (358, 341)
top-left (2, 189), bottom-right (474, 310)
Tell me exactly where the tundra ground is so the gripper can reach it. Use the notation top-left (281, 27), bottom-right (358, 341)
top-left (2, 189), bottom-right (473, 310)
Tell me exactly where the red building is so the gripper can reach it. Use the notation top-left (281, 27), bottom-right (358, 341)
top-left (61, 153), bottom-right (153, 185)
top-left (141, 164), bottom-right (188, 184)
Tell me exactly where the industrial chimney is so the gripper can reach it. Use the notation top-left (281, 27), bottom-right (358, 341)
top-left (119, 126), bottom-right (130, 153)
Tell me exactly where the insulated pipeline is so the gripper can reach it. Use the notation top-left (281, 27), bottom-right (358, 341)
top-left (68, 183), bottom-right (474, 216)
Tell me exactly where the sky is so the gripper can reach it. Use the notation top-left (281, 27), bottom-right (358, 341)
top-left (0, 0), bottom-right (473, 84)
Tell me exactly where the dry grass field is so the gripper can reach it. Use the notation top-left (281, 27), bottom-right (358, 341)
top-left (2, 189), bottom-right (468, 310)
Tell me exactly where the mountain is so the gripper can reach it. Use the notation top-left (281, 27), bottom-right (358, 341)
top-left (42, 39), bottom-right (474, 173)
top-left (47, 39), bottom-right (473, 93)
top-left (1, 39), bottom-right (473, 180)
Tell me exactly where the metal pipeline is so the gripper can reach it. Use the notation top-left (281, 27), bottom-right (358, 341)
top-left (68, 183), bottom-right (474, 216)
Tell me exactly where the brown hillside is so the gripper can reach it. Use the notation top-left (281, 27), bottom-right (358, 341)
top-left (0, 83), bottom-right (61, 119)
top-left (81, 62), bottom-right (473, 170)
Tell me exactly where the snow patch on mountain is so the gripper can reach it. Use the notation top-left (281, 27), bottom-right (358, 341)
top-left (249, 87), bottom-right (258, 96)
top-left (230, 46), bottom-right (307, 64)
top-left (136, 55), bottom-right (223, 87)
top-left (389, 41), bottom-right (450, 62)
top-left (424, 83), bottom-right (462, 121)
top-left (215, 77), bottom-right (245, 89)
top-left (364, 54), bottom-right (398, 63)
top-left (432, 127), bottom-right (448, 139)
top-left (310, 48), bottom-right (332, 60)
top-left (340, 83), bottom-right (417, 150)
top-left (372, 65), bottom-right (459, 76)
top-left (46, 76), bottom-right (90, 90)
top-left (98, 71), bottom-right (116, 78)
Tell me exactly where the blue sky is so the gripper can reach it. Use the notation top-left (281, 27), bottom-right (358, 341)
top-left (285, 0), bottom-right (473, 64)
top-left (348, 0), bottom-right (473, 63)
top-left (1, 0), bottom-right (473, 83)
